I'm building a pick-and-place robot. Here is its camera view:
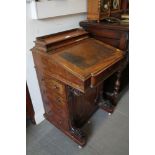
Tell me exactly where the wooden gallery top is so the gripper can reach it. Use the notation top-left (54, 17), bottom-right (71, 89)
top-left (32, 28), bottom-right (125, 146)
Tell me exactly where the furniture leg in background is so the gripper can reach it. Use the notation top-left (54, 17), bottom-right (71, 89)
top-left (26, 84), bottom-right (35, 124)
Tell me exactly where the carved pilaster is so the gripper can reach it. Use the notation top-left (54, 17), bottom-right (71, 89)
top-left (66, 86), bottom-right (86, 145)
top-left (113, 70), bottom-right (122, 104)
top-left (68, 86), bottom-right (83, 97)
top-left (98, 83), bottom-right (114, 112)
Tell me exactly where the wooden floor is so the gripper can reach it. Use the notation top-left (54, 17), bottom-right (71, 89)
top-left (26, 88), bottom-right (129, 155)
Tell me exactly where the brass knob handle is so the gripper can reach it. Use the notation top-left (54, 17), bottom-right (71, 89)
top-left (56, 98), bottom-right (61, 104)
top-left (53, 85), bottom-right (59, 90)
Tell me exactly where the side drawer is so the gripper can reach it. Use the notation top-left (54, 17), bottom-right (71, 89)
top-left (46, 92), bottom-right (68, 118)
top-left (43, 78), bottom-right (66, 98)
top-left (47, 92), bottom-right (66, 108)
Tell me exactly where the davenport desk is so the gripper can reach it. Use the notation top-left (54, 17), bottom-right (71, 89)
top-left (32, 29), bottom-right (125, 146)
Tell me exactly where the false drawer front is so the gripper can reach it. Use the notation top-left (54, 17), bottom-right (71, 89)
top-left (91, 60), bottom-right (122, 87)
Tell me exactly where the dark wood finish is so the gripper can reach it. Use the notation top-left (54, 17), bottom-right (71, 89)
top-left (121, 0), bottom-right (129, 13)
top-left (87, 0), bottom-right (128, 21)
top-left (32, 28), bottom-right (125, 146)
top-left (80, 20), bottom-right (128, 50)
top-left (26, 84), bottom-right (35, 124)
top-left (80, 20), bottom-right (129, 113)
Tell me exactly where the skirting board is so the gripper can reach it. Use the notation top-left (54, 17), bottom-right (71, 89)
top-left (30, 0), bottom-right (87, 19)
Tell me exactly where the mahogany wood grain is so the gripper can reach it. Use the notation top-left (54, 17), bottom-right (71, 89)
top-left (80, 20), bottom-right (128, 50)
top-left (32, 28), bottom-right (125, 146)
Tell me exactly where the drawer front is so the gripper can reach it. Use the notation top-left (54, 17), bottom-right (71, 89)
top-left (49, 79), bottom-right (65, 96)
top-left (91, 60), bottom-right (122, 87)
top-left (46, 92), bottom-right (68, 118)
top-left (42, 78), bottom-right (66, 98)
top-left (39, 77), bottom-right (68, 118)
top-left (47, 92), bottom-right (66, 108)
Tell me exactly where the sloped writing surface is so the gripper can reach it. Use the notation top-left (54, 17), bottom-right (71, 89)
top-left (59, 42), bottom-right (113, 69)
top-left (51, 38), bottom-right (123, 80)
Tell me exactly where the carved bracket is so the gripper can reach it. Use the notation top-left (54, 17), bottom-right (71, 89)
top-left (67, 86), bottom-right (83, 97)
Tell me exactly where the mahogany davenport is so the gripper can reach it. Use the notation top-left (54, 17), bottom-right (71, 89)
top-left (80, 21), bottom-right (129, 106)
top-left (32, 29), bottom-right (124, 146)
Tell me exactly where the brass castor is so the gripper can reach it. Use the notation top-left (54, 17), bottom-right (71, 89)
top-left (78, 145), bottom-right (83, 149)
top-left (87, 120), bottom-right (91, 124)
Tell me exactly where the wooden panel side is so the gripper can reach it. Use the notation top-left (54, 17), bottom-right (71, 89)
top-left (32, 48), bottom-right (88, 93)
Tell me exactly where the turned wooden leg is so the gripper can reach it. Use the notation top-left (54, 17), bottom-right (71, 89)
top-left (100, 70), bottom-right (122, 113)
top-left (111, 70), bottom-right (122, 106)
top-left (99, 87), bottom-right (115, 113)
